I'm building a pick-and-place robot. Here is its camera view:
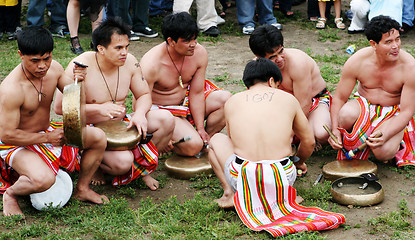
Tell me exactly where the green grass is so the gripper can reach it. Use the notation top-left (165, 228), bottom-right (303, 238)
top-left (367, 199), bottom-right (415, 239)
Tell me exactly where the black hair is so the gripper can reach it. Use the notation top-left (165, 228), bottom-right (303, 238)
top-left (91, 17), bottom-right (131, 51)
top-left (365, 15), bottom-right (401, 43)
top-left (17, 26), bottom-right (53, 55)
top-left (249, 24), bottom-right (284, 58)
top-left (242, 58), bottom-right (283, 89)
top-left (161, 12), bottom-right (199, 43)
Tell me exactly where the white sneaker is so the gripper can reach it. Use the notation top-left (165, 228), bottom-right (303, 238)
top-left (242, 26), bottom-right (255, 35)
top-left (217, 16), bottom-right (226, 25)
top-left (129, 30), bottom-right (140, 41)
top-left (271, 22), bottom-right (283, 30)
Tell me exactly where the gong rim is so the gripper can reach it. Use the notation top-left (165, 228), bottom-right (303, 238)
top-left (95, 120), bottom-right (141, 151)
top-left (164, 153), bottom-right (213, 180)
top-left (62, 82), bottom-right (86, 149)
top-left (331, 177), bottom-right (384, 206)
top-left (322, 159), bottom-right (377, 181)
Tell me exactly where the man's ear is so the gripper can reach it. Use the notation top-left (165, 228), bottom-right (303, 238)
top-left (369, 40), bottom-right (377, 48)
top-left (97, 45), bottom-right (105, 54)
top-left (18, 50), bottom-right (23, 59)
top-left (268, 77), bottom-right (278, 88)
top-left (167, 37), bottom-right (175, 47)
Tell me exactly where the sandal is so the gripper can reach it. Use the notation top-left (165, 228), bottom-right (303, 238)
top-left (335, 17), bottom-right (346, 30)
top-left (316, 18), bottom-right (326, 29)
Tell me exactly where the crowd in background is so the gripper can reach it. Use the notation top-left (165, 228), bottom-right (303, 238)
top-left (0, 0), bottom-right (414, 52)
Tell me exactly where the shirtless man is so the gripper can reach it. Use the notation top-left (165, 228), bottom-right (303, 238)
top-left (208, 58), bottom-right (315, 208)
top-left (140, 12), bottom-right (232, 157)
top-left (249, 24), bottom-right (330, 148)
top-left (329, 15), bottom-right (415, 165)
top-left (54, 18), bottom-right (174, 190)
top-left (0, 27), bottom-right (108, 217)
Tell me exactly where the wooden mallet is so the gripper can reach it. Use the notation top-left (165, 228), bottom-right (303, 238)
top-left (347, 132), bottom-right (383, 158)
top-left (323, 124), bottom-right (352, 159)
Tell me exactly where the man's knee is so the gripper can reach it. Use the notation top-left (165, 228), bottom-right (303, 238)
top-left (209, 133), bottom-right (228, 148)
top-left (30, 171), bottom-right (56, 193)
top-left (338, 101), bottom-right (360, 130)
top-left (86, 127), bottom-right (107, 150)
top-left (207, 90), bottom-right (232, 110)
top-left (177, 138), bottom-right (204, 156)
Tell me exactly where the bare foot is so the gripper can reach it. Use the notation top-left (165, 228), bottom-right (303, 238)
top-left (73, 188), bottom-right (109, 204)
top-left (214, 193), bottom-right (234, 208)
top-left (295, 195), bottom-right (304, 204)
top-left (314, 142), bottom-right (322, 152)
top-left (142, 175), bottom-right (159, 191)
top-left (3, 190), bottom-right (25, 218)
top-left (91, 169), bottom-right (105, 186)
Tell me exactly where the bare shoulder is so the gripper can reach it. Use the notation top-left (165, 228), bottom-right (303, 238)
top-left (0, 68), bottom-right (24, 105)
top-left (399, 49), bottom-right (415, 64)
top-left (285, 48), bottom-right (313, 67)
top-left (125, 52), bottom-right (140, 69)
top-left (193, 43), bottom-right (208, 62)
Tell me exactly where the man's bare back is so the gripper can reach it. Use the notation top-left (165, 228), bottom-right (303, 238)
top-left (226, 86), bottom-right (299, 161)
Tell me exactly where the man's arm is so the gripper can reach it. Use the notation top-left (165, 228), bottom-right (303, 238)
top-left (129, 60), bottom-right (152, 137)
top-left (0, 87), bottom-right (62, 146)
top-left (292, 98), bottom-right (315, 174)
top-left (329, 57), bottom-right (359, 148)
top-left (188, 47), bottom-right (209, 142)
top-left (290, 58), bottom-right (313, 115)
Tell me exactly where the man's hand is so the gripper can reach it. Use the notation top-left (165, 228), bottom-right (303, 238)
top-left (47, 128), bottom-right (65, 146)
top-left (197, 128), bottom-right (210, 144)
top-left (100, 102), bottom-right (126, 120)
top-left (73, 62), bottom-right (87, 82)
top-left (294, 162), bottom-right (308, 177)
top-left (328, 128), bottom-right (343, 150)
top-left (366, 131), bottom-right (384, 148)
top-left (128, 113), bottom-right (148, 138)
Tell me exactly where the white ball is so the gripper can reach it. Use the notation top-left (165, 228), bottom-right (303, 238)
top-left (30, 169), bottom-right (73, 211)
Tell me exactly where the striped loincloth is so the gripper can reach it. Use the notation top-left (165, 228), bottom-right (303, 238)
top-left (0, 122), bottom-right (80, 194)
top-left (234, 160), bottom-right (345, 237)
top-left (151, 80), bottom-right (220, 125)
top-left (110, 116), bottom-right (159, 186)
top-left (309, 87), bottom-right (331, 113)
top-left (337, 94), bottom-right (415, 167)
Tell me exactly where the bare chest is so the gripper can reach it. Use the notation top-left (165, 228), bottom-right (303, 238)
top-left (84, 71), bottom-right (130, 104)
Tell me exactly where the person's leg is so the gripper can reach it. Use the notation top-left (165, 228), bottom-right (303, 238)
top-left (307, 0), bottom-right (319, 20)
top-left (171, 117), bottom-right (204, 156)
top-left (92, 150), bottom-right (134, 186)
top-left (204, 90), bottom-right (232, 136)
top-left (348, 0), bottom-right (369, 32)
top-left (208, 133), bottom-right (235, 208)
top-left (49, 0), bottom-right (68, 32)
top-left (146, 109), bottom-right (175, 153)
top-left (308, 103), bottom-right (330, 147)
top-left (338, 99), bottom-right (361, 132)
top-left (117, 0), bottom-right (132, 26)
top-left (67, 0), bottom-right (83, 54)
top-left (91, 8), bottom-right (104, 32)
top-left (333, 0), bottom-right (345, 29)
top-left (402, 0), bottom-right (414, 29)
top-left (73, 127), bottom-right (108, 204)
top-left (131, 0), bottom-right (158, 37)
top-left (3, 150), bottom-right (56, 216)
top-left (256, 0), bottom-right (277, 25)
top-left (371, 117), bottom-right (405, 162)
top-left (172, 0), bottom-right (193, 13)
top-left (236, 0), bottom-right (256, 28)
top-left (195, 0), bottom-right (218, 32)
top-left (26, 0), bottom-right (47, 27)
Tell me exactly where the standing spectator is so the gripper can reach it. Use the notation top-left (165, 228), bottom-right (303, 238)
top-left (149, 0), bottom-right (173, 17)
top-left (173, 0), bottom-right (221, 37)
top-left (307, 0), bottom-right (331, 21)
top-left (67, 0), bottom-right (106, 54)
top-left (236, 0), bottom-right (282, 35)
top-left (26, 0), bottom-right (68, 38)
top-left (316, 0), bottom-right (345, 29)
top-left (402, 0), bottom-right (414, 33)
top-left (107, 0), bottom-right (158, 40)
top-left (0, 0), bottom-right (20, 40)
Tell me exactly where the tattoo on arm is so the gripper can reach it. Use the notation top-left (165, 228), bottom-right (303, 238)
top-left (246, 92), bottom-right (275, 102)
top-left (135, 62), bottom-right (145, 81)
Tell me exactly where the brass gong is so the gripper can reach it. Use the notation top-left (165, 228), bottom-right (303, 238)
top-left (322, 159), bottom-right (377, 181)
top-left (331, 177), bottom-right (384, 206)
top-left (164, 153), bottom-right (213, 180)
top-left (95, 120), bottom-right (141, 151)
top-left (62, 82), bottom-right (86, 149)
